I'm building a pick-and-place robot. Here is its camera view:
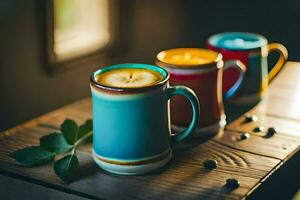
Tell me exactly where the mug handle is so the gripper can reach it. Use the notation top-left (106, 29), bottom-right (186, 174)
top-left (267, 43), bottom-right (288, 81)
top-left (167, 86), bottom-right (200, 146)
top-left (223, 60), bottom-right (246, 100)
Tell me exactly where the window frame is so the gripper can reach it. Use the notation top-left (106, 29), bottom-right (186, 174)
top-left (44, 0), bottom-right (119, 74)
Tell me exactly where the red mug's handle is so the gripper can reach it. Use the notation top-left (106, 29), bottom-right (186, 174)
top-left (223, 60), bottom-right (246, 100)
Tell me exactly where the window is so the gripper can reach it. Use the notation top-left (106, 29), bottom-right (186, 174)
top-left (47, 0), bottom-right (116, 70)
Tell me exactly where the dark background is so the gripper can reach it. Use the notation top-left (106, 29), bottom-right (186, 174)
top-left (0, 0), bottom-right (299, 131)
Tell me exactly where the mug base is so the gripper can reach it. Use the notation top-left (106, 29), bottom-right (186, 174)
top-left (172, 114), bottom-right (226, 137)
top-left (93, 150), bottom-right (172, 175)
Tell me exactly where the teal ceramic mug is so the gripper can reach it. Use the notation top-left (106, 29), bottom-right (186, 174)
top-left (90, 63), bottom-right (200, 175)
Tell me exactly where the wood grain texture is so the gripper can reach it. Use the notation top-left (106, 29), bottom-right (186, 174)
top-left (226, 112), bottom-right (300, 138)
top-left (0, 128), bottom-right (279, 200)
top-left (0, 62), bottom-right (299, 200)
top-left (214, 130), bottom-right (300, 160)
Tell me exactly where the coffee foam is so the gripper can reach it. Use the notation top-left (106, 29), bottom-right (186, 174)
top-left (95, 68), bottom-right (163, 88)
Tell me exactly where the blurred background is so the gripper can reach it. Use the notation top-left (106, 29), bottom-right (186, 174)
top-left (0, 0), bottom-right (299, 131)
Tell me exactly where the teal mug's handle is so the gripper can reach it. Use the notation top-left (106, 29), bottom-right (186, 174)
top-left (167, 86), bottom-right (200, 146)
top-left (223, 60), bottom-right (246, 100)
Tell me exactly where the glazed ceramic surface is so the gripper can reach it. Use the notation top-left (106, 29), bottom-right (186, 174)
top-left (90, 63), bottom-right (200, 175)
top-left (207, 32), bottom-right (288, 104)
top-left (155, 48), bottom-right (245, 134)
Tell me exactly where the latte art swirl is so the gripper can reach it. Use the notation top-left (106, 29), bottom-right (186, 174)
top-left (95, 68), bottom-right (163, 88)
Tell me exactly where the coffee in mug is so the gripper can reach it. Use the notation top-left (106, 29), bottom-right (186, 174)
top-left (95, 68), bottom-right (163, 88)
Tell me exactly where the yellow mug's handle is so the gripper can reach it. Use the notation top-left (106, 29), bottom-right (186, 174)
top-left (267, 43), bottom-right (288, 81)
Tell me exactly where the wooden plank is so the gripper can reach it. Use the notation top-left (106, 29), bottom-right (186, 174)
top-left (0, 174), bottom-right (89, 200)
top-left (173, 140), bottom-right (280, 179)
top-left (255, 62), bottom-right (300, 121)
top-left (255, 96), bottom-right (300, 122)
top-left (269, 62), bottom-right (300, 93)
top-left (226, 112), bottom-right (300, 138)
top-left (214, 130), bottom-right (300, 160)
top-left (0, 124), bottom-right (279, 200)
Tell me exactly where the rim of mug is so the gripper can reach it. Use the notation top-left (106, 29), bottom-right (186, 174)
top-left (207, 32), bottom-right (268, 51)
top-left (90, 63), bottom-right (170, 93)
top-left (155, 48), bottom-right (223, 69)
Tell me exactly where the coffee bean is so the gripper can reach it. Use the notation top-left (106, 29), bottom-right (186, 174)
top-left (253, 126), bottom-right (265, 132)
top-left (267, 127), bottom-right (278, 136)
top-left (226, 178), bottom-right (240, 189)
top-left (244, 114), bottom-right (258, 123)
top-left (240, 132), bottom-right (250, 140)
top-left (203, 159), bottom-right (217, 169)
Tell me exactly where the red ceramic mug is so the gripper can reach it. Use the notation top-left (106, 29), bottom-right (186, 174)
top-left (155, 48), bottom-right (246, 135)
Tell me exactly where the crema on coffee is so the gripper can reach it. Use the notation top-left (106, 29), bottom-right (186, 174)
top-left (157, 48), bottom-right (219, 66)
top-left (95, 68), bottom-right (163, 88)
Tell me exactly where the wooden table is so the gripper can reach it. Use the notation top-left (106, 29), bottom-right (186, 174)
top-left (1, 62), bottom-right (300, 200)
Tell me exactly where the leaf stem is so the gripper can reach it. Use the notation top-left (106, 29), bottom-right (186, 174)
top-left (74, 131), bottom-right (93, 147)
top-left (70, 146), bottom-right (76, 155)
